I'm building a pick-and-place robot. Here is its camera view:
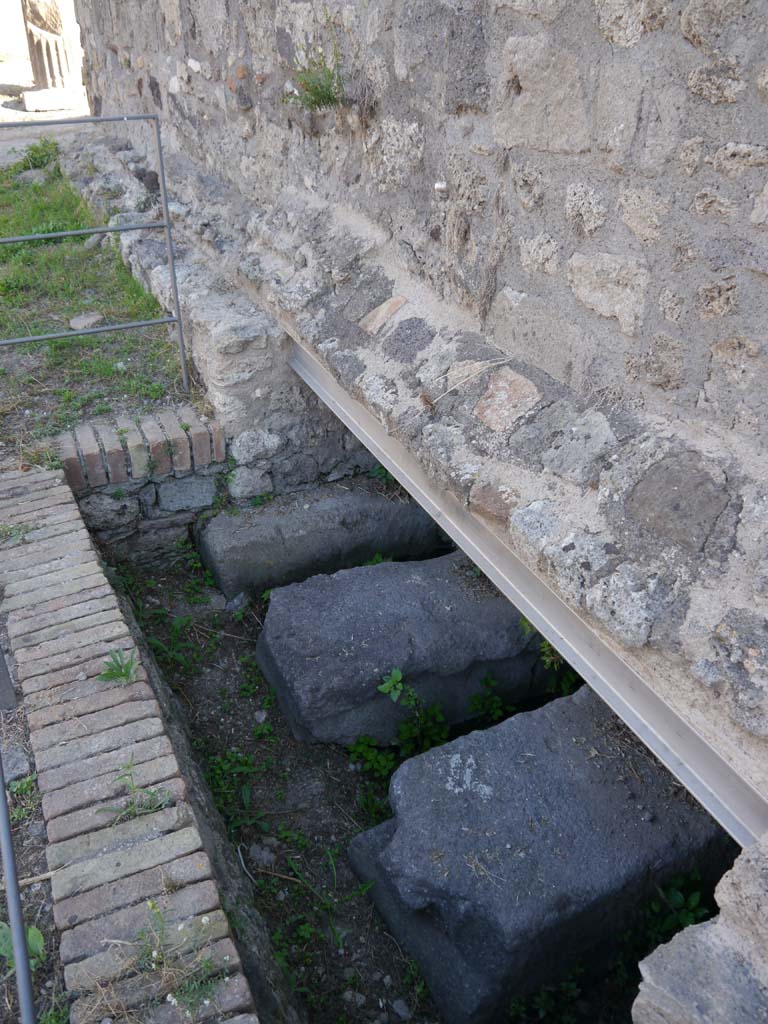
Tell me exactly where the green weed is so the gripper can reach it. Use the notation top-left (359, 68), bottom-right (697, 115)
top-left (286, 27), bottom-right (345, 112)
top-left (173, 955), bottom-right (220, 1013)
top-left (362, 551), bottom-right (391, 566)
top-left (368, 463), bottom-right (396, 486)
top-left (38, 997), bottom-right (69, 1024)
top-left (98, 648), bottom-right (138, 685)
top-left (469, 673), bottom-right (515, 726)
top-left (0, 523), bottom-right (31, 544)
top-left (8, 773), bottom-right (40, 825)
top-left (0, 920), bottom-right (45, 977)
top-left (204, 750), bottom-right (268, 836)
top-left (105, 755), bottom-right (170, 826)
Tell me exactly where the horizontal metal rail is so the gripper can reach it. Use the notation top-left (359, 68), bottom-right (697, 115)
top-left (288, 339), bottom-right (768, 849)
top-left (0, 221), bottom-right (166, 245)
top-left (0, 112), bottom-right (189, 391)
top-left (0, 113), bottom-right (161, 129)
top-left (1, 317), bottom-right (177, 347)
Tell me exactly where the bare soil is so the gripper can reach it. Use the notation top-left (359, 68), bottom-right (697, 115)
top-left (115, 547), bottom-right (439, 1024)
top-left (0, 699), bottom-right (68, 1024)
top-left (113, 541), bottom-right (728, 1024)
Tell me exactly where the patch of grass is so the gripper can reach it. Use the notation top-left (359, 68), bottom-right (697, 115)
top-left (174, 538), bottom-right (215, 605)
top-left (204, 750), bottom-right (268, 836)
top-left (250, 493), bottom-right (274, 508)
top-left (173, 954), bottom-right (219, 1013)
top-left (0, 140), bottom-right (183, 460)
top-left (38, 997), bottom-right (69, 1024)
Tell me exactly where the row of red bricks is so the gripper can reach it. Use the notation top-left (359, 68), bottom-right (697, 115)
top-left (0, 469), bottom-right (258, 1024)
top-left (56, 405), bottom-right (226, 493)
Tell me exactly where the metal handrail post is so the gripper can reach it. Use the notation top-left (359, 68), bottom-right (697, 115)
top-left (151, 116), bottom-right (190, 393)
top-left (0, 746), bottom-right (36, 1024)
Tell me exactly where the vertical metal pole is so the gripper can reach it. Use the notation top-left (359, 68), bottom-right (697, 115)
top-left (151, 116), bottom-right (190, 393)
top-left (0, 748), bottom-right (36, 1024)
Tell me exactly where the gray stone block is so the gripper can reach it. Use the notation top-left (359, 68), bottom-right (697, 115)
top-left (156, 475), bottom-right (218, 512)
top-left (0, 742), bottom-right (30, 783)
top-left (198, 479), bottom-right (446, 598)
top-left (256, 551), bottom-right (541, 745)
top-left (349, 688), bottom-right (733, 1024)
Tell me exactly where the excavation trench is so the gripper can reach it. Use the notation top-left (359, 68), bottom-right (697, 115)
top-left (97, 475), bottom-right (737, 1024)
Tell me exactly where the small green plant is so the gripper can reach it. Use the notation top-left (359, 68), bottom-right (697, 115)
top-left (175, 538), bottom-right (215, 604)
top-left (105, 756), bottom-right (170, 826)
top-left (8, 773), bottom-right (41, 825)
top-left (173, 955), bottom-right (220, 1013)
top-left (21, 137), bottom-right (59, 170)
top-left (469, 674), bottom-right (515, 726)
top-left (368, 463), bottom-right (396, 486)
top-left (0, 920), bottom-right (46, 977)
top-left (38, 996), bottom-right (69, 1024)
top-left (363, 552), bottom-right (392, 566)
top-left (349, 735), bottom-right (397, 779)
top-left (250, 493), bottom-right (274, 508)
top-left (645, 872), bottom-right (711, 944)
top-left (238, 655), bottom-right (263, 697)
top-left (506, 967), bottom-right (583, 1023)
top-left (352, 670), bottom-right (450, 780)
top-left (377, 667), bottom-right (405, 703)
top-left (286, 24), bottom-right (345, 112)
top-left (0, 523), bottom-right (31, 544)
top-left (136, 898), bottom-right (168, 970)
top-left (540, 640), bottom-right (580, 697)
top-left (98, 648), bottom-right (138, 685)
top-left (252, 721), bottom-right (276, 742)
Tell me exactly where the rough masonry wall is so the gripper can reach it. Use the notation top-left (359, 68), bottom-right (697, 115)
top-left (64, 1), bottom-right (768, 798)
top-left (73, 0), bottom-right (768, 443)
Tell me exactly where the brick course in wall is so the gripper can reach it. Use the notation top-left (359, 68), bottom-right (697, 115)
top-left (56, 406), bottom-right (224, 494)
top-left (0, 467), bottom-right (260, 1024)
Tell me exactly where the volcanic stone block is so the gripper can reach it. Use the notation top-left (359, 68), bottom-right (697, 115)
top-left (349, 688), bottom-right (733, 1024)
top-left (198, 480), bottom-right (446, 597)
top-left (256, 552), bottom-right (541, 745)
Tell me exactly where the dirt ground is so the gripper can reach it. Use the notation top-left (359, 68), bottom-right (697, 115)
top-left (0, 700), bottom-right (68, 1024)
top-left (116, 545), bottom-right (439, 1024)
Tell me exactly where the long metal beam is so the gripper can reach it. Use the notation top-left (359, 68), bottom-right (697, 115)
top-left (289, 339), bottom-right (768, 848)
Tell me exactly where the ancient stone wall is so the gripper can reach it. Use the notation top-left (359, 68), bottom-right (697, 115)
top-left (72, 0), bottom-right (768, 444)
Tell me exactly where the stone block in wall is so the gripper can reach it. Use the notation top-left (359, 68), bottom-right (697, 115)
top-left (493, 34), bottom-right (589, 154)
top-left (78, 492), bottom-right (140, 532)
top-left (156, 475), bottom-right (218, 512)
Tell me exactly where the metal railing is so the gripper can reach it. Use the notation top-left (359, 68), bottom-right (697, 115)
top-left (0, 650), bottom-right (35, 1024)
top-left (0, 111), bottom-right (191, 1024)
top-left (0, 113), bottom-right (189, 392)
